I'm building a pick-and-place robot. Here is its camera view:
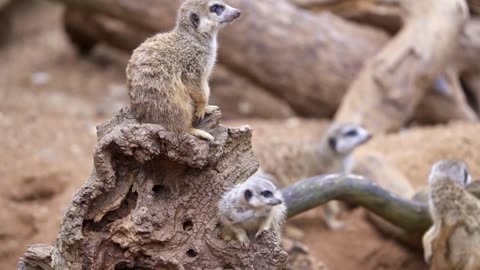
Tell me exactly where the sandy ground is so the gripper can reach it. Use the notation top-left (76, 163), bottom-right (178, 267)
top-left (1, 1), bottom-right (479, 269)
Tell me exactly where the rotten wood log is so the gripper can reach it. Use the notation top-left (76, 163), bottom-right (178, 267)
top-left (20, 108), bottom-right (288, 270)
top-left (334, 0), bottom-right (470, 133)
top-left (63, 8), bottom-right (296, 120)
top-left (54, 0), bottom-right (389, 118)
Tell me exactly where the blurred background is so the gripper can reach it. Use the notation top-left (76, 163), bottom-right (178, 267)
top-left (1, 0), bottom-right (480, 269)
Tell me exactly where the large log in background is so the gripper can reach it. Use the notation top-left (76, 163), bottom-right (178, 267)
top-left (334, 0), bottom-right (471, 133)
top-left (62, 9), bottom-right (296, 120)
top-left (54, 0), bottom-right (389, 118)
top-left (293, 0), bottom-right (480, 127)
top-left (59, 0), bottom-right (480, 127)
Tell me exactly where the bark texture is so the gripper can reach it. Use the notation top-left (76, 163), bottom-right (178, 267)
top-left (55, 0), bottom-right (389, 118)
top-left (335, 0), bottom-right (470, 133)
top-left (19, 108), bottom-right (288, 270)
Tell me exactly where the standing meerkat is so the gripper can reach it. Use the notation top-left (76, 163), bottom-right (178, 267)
top-left (126, 0), bottom-right (241, 141)
top-left (256, 123), bottom-right (372, 229)
top-left (217, 175), bottom-right (287, 246)
top-left (423, 160), bottom-right (480, 270)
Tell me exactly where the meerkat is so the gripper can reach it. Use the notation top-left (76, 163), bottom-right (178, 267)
top-left (256, 122), bottom-right (371, 229)
top-left (217, 175), bottom-right (287, 246)
top-left (126, 0), bottom-right (241, 141)
top-left (423, 160), bottom-right (480, 270)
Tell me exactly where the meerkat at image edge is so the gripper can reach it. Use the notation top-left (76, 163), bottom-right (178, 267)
top-left (217, 175), bottom-right (287, 246)
top-left (126, 0), bottom-right (241, 141)
top-left (423, 160), bottom-right (480, 270)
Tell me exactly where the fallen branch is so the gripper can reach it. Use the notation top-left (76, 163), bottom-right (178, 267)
top-left (282, 174), bottom-right (431, 233)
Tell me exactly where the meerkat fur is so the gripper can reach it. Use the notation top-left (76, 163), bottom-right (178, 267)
top-left (217, 175), bottom-right (287, 246)
top-left (126, 0), bottom-right (241, 141)
top-left (423, 160), bottom-right (480, 270)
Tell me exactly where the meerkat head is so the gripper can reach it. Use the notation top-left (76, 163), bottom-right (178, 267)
top-left (177, 0), bottom-right (241, 37)
top-left (428, 160), bottom-right (472, 188)
top-left (325, 123), bottom-right (372, 156)
top-left (241, 176), bottom-right (283, 210)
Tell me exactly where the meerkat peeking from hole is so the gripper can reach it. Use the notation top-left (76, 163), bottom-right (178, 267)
top-left (217, 175), bottom-right (287, 247)
top-left (126, 0), bottom-right (241, 141)
top-left (423, 160), bottom-right (480, 270)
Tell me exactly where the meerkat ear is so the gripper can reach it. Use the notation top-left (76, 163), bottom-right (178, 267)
top-left (244, 189), bottom-right (253, 201)
top-left (328, 137), bottom-right (337, 152)
top-left (190, 13), bottom-right (200, 28)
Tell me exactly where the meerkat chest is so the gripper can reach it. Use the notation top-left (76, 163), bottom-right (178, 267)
top-left (237, 207), bottom-right (270, 230)
top-left (205, 39), bottom-right (218, 75)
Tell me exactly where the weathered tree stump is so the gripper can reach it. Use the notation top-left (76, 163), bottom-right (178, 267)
top-left (19, 108), bottom-right (288, 270)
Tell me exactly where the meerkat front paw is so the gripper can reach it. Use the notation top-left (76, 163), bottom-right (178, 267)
top-left (205, 105), bottom-right (219, 114)
top-left (189, 128), bottom-right (214, 141)
top-left (195, 106), bottom-right (206, 122)
top-left (237, 236), bottom-right (251, 248)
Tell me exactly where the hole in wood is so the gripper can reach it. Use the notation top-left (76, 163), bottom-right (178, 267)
top-left (186, 248), bottom-right (197, 258)
top-left (152, 184), bottom-right (170, 199)
top-left (183, 219), bottom-right (193, 231)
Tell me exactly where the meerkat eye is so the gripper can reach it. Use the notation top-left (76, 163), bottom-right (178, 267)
top-left (260, 191), bottom-right (273, 198)
top-left (328, 137), bottom-right (337, 151)
top-left (190, 13), bottom-right (200, 27)
top-left (210, 4), bottom-right (225, 15)
top-left (345, 130), bottom-right (358, 137)
top-left (244, 189), bottom-right (253, 201)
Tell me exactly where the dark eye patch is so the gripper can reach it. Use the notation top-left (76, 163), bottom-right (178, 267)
top-left (210, 4), bottom-right (225, 15)
top-left (464, 168), bottom-right (469, 185)
top-left (260, 190), bottom-right (273, 198)
top-left (190, 13), bottom-right (200, 27)
top-left (328, 137), bottom-right (336, 151)
top-left (345, 129), bottom-right (358, 137)
top-left (244, 189), bottom-right (253, 201)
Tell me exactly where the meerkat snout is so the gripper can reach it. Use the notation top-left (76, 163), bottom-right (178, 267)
top-left (327, 123), bottom-right (372, 156)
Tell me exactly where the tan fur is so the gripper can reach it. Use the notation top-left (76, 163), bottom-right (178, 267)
top-left (126, 0), bottom-right (240, 140)
top-left (423, 160), bottom-right (480, 270)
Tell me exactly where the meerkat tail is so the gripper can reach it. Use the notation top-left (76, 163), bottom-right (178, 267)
top-left (190, 128), bottom-right (214, 141)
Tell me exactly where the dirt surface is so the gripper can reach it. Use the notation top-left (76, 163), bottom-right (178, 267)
top-left (1, 1), bottom-right (478, 270)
